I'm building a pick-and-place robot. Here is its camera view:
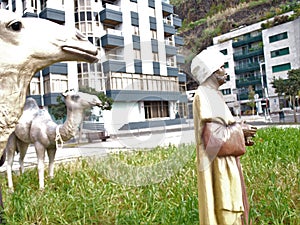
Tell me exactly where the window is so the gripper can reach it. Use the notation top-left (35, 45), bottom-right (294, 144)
top-left (221, 88), bottom-right (231, 95)
top-left (272, 63), bottom-right (291, 73)
top-left (144, 101), bottom-right (169, 119)
top-left (271, 47), bottom-right (290, 58)
top-left (269, 32), bottom-right (288, 43)
top-left (224, 62), bottom-right (229, 68)
top-left (134, 49), bottom-right (141, 60)
top-left (220, 49), bottom-right (228, 55)
top-left (166, 56), bottom-right (175, 66)
top-left (133, 26), bottom-right (140, 36)
top-left (151, 30), bottom-right (157, 39)
top-left (153, 53), bottom-right (159, 62)
top-left (29, 78), bottom-right (40, 95)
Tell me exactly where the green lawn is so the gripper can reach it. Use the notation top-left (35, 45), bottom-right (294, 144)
top-left (1, 127), bottom-right (299, 224)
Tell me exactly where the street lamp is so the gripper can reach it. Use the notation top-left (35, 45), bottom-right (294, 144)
top-left (232, 88), bottom-right (241, 118)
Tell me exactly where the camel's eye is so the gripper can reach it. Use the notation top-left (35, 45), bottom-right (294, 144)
top-left (8, 21), bottom-right (22, 31)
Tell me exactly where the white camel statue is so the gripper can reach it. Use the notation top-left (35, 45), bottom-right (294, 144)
top-left (0, 9), bottom-right (98, 159)
top-left (6, 90), bottom-right (104, 191)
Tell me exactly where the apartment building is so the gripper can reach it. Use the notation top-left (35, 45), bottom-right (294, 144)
top-left (210, 12), bottom-right (300, 115)
top-left (1, 0), bottom-right (187, 133)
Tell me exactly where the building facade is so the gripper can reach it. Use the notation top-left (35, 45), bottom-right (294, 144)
top-left (1, 0), bottom-right (187, 133)
top-left (210, 12), bottom-right (300, 115)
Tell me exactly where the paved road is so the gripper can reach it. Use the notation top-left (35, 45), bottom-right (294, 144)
top-left (0, 124), bottom-right (196, 173)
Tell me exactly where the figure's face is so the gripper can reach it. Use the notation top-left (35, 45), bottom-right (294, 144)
top-left (213, 66), bottom-right (227, 86)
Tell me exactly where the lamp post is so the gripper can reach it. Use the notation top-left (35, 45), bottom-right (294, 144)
top-left (232, 88), bottom-right (241, 118)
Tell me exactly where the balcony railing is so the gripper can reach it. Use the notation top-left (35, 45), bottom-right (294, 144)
top-left (236, 75), bottom-right (262, 88)
top-left (233, 48), bottom-right (263, 61)
top-left (238, 89), bottom-right (263, 100)
top-left (106, 54), bottom-right (124, 61)
top-left (234, 62), bottom-right (260, 74)
top-left (232, 34), bottom-right (262, 48)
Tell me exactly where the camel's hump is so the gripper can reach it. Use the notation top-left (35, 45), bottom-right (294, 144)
top-left (23, 97), bottom-right (39, 111)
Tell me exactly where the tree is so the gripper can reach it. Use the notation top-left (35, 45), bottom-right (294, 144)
top-left (48, 95), bottom-right (66, 122)
top-left (272, 68), bottom-right (300, 122)
top-left (78, 87), bottom-right (114, 110)
top-left (246, 85), bottom-right (256, 116)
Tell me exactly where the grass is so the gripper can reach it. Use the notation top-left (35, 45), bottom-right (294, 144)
top-left (0, 127), bottom-right (299, 224)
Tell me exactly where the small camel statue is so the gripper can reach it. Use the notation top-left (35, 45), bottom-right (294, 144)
top-left (0, 9), bottom-right (98, 159)
top-left (6, 90), bottom-right (104, 191)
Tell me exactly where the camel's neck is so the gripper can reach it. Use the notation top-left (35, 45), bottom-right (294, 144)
top-left (59, 109), bottom-right (84, 141)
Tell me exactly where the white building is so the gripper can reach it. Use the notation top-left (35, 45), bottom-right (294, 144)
top-left (211, 12), bottom-right (300, 115)
top-left (1, 0), bottom-right (187, 134)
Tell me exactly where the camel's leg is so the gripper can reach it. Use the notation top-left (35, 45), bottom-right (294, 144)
top-left (6, 133), bottom-right (17, 192)
top-left (47, 148), bottom-right (56, 179)
top-left (34, 142), bottom-right (45, 190)
top-left (16, 140), bottom-right (29, 174)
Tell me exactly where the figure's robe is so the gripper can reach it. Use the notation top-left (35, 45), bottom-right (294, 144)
top-left (193, 86), bottom-right (248, 225)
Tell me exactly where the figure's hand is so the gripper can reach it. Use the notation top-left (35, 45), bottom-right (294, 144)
top-left (241, 121), bottom-right (257, 146)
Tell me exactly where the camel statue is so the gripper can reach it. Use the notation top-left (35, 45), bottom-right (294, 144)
top-left (6, 90), bottom-right (105, 191)
top-left (0, 9), bottom-right (98, 159)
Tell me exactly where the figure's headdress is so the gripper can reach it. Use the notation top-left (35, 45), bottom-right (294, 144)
top-left (191, 48), bottom-right (226, 84)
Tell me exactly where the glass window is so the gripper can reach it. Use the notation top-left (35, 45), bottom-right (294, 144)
top-left (134, 49), bottom-right (141, 59)
top-left (269, 32), bottom-right (288, 43)
top-left (272, 63), bottom-right (291, 73)
top-left (29, 78), bottom-right (40, 95)
top-left (220, 49), bottom-right (228, 55)
top-left (270, 47), bottom-right (289, 58)
top-left (151, 30), bottom-right (157, 39)
top-left (153, 53), bottom-right (159, 62)
top-left (133, 26), bottom-right (140, 36)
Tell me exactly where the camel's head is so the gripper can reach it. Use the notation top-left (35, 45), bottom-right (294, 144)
top-left (62, 90), bottom-right (103, 110)
top-left (0, 9), bottom-right (99, 73)
top-left (0, 10), bottom-right (99, 155)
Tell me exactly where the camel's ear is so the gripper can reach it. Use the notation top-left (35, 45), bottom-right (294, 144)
top-left (62, 90), bottom-right (69, 97)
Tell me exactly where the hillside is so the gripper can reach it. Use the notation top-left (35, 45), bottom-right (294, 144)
top-left (170, 0), bottom-right (300, 89)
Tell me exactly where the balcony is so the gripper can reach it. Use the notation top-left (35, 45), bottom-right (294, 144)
top-left (176, 54), bottom-right (185, 64)
top-left (232, 34), bottom-right (262, 48)
top-left (234, 62), bottom-right (260, 75)
top-left (151, 39), bottom-right (158, 52)
top-left (165, 45), bottom-right (177, 56)
top-left (43, 93), bottom-right (61, 106)
top-left (174, 36), bottom-right (184, 46)
top-left (164, 23), bottom-right (176, 37)
top-left (149, 16), bottom-right (157, 30)
top-left (162, 1), bottom-right (173, 17)
top-left (236, 76), bottom-right (262, 88)
top-left (167, 67), bottom-right (179, 77)
top-left (103, 60), bottom-right (126, 73)
top-left (42, 63), bottom-right (68, 76)
top-left (100, 4), bottom-right (122, 26)
top-left (134, 59), bottom-right (142, 74)
top-left (233, 48), bottom-right (264, 61)
top-left (131, 11), bottom-right (139, 26)
top-left (173, 16), bottom-right (182, 28)
top-left (178, 72), bottom-right (187, 83)
top-left (148, 0), bottom-right (155, 8)
top-left (238, 89), bottom-right (263, 100)
top-left (39, 8), bottom-right (65, 24)
top-left (101, 29), bottom-right (124, 49)
top-left (153, 62), bottom-right (160, 75)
